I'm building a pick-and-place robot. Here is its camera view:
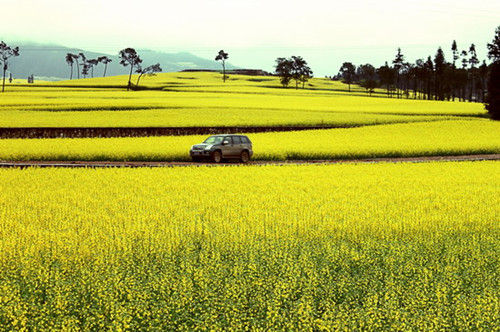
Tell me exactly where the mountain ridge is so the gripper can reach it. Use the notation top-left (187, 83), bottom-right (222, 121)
top-left (7, 43), bottom-right (237, 81)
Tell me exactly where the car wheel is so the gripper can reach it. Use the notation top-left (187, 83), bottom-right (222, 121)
top-left (240, 150), bottom-right (250, 163)
top-left (211, 150), bottom-right (222, 163)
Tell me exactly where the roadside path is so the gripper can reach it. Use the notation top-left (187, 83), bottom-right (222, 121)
top-left (0, 154), bottom-right (498, 168)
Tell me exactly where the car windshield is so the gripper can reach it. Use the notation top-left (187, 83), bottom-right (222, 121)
top-left (203, 136), bottom-right (224, 145)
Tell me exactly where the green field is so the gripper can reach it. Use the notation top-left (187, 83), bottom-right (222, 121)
top-left (0, 162), bottom-right (498, 330)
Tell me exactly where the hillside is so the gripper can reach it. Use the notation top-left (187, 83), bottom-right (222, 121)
top-left (7, 43), bottom-right (237, 80)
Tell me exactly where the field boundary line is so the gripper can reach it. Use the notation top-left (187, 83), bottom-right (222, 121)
top-left (0, 154), bottom-right (498, 169)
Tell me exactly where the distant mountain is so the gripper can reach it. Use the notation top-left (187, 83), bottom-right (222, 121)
top-left (8, 43), bottom-right (236, 81)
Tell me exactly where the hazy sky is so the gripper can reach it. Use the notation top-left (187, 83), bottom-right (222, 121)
top-left (1, 0), bottom-right (499, 75)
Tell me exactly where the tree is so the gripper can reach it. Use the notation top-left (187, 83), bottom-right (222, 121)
top-left (81, 63), bottom-right (90, 78)
top-left (451, 40), bottom-right (459, 68)
top-left (215, 50), bottom-right (229, 83)
top-left (486, 62), bottom-right (500, 120)
top-left (434, 47), bottom-right (446, 100)
top-left (477, 61), bottom-right (488, 102)
top-left (424, 57), bottom-right (434, 100)
top-left (98, 56), bottom-right (112, 77)
top-left (135, 63), bottom-right (162, 86)
top-left (290, 56), bottom-right (312, 89)
top-left (451, 41), bottom-right (459, 100)
top-left (65, 53), bottom-right (75, 80)
top-left (87, 59), bottom-right (99, 78)
top-left (377, 62), bottom-right (395, 97)
top-left (487, 26), bottom-right (500, 62)
top-left (486, 26), bottom-right (500, 119)
top-left (0, 41), bottom-right (20, 93)
top-left (357, 64), bottom-right (377, 96)
top-left (468, 44), bottom-right (479, 101)
top-left (78, 53), bottom-right (87, 79)
top-left (392, 48), bottom-right (405, 98)
top-left (339, 62), bottom-right (356, 92)
top-left (119, 48), bottom-right (142, 91)
top-left (275, 57), bottom-right (294, 88)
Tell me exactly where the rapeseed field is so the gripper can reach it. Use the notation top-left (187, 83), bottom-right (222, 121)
top-left (0, 72), bottom-right (487, 128)
top-left (0, 162), bottom-right (498, 330)
top-left (0, 120), bottom-right (498, 161)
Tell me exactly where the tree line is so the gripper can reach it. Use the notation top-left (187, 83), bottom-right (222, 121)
top-left (65, 49), bottom-right (161, 90)
top-left (333, 32), bottom-right (499, 105)
top-left (0, 27), bottom-right (498, 119)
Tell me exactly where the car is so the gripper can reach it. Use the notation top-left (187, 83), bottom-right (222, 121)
top-left (190, 134), bottom-right (253, 163)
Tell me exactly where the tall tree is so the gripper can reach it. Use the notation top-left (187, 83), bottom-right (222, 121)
top-left (468, 44), bottom-right (479, 101)
top-left (215, 50), bottom-right (229, 83)
top-left (434, 47), bottom-right (446, 100)
top-left (358, 64), bottom-right (377, 96)
top-left (424, 56), bottom-right (434, 100)
top-left (486, 25), bottom-right (500, 119)
top-left (0, 41), bottom-right (20, 93)
top-left (392, 48), bottom-right (405, 98)
top-left (487, 25), bottom-right (500, 62)
top-left (377, 62), bottom-right (395, 97)
top-left (81, 63), bottom-right (90, 78)
top-left (65, 53), bottom-right (75, 80)
top-left (87, 59), bottom-right (99, 78)
top-left (478, 61), bottom-right (488, 102)
top-left (98, 56), bottom-right (112, 77)
top-left (451, 41), bottom-right (459, 101)
top-left (451, 41), bottom-right (459, 68)
top-left (78, 53), bottom-right (87, 79)
top-left (486, 62), bottom-right (500, 120)
top-left (275, 57), bottom-right (294, 88)
top-left (135, 63), bottom-right (162, 86)
top-left (119, 48), bottom-right (142, 91)
top-left (339, 62), bottom-right (356, 92)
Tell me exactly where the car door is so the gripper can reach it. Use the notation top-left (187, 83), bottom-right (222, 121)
top-left (232, 136), bottom-right (243, 156)
top-left (221, 136), bottom-right (234, 157)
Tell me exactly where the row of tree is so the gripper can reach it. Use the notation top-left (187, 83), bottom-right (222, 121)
top-left (65, 49), bottom-right (162, 90)
top-left (335, 39), bottom-right (494, 103)
top-left (65, 53), bottom-right (113, 79)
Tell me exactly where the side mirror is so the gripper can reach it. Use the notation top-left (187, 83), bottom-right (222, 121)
top-left (222, 141), bottom-right (229, 145)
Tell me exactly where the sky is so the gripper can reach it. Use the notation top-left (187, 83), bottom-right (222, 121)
top-left (1, 0), bottom-right (499, 76)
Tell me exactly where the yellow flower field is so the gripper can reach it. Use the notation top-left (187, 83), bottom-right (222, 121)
top-left (0, 161), bottom-right (498, 330)
top-left (0, 120), bottom-right (498, 161)
top-left (0, 72), bottom-right (487, 128)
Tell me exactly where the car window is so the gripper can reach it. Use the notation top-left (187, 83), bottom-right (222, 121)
top-left (232, 136), bottom-right (242, 144)
top-left (204, 136), bottom-right (224, 144)
top-left (223, 137), bottom-right (233, 144)
top-left (241, 136), bottom-right (250, 144)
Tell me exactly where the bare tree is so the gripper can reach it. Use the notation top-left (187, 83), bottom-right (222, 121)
top-left (119, 48), bottom-right (142, 91)
top-left (135, 63), bottom-right (162, 86)
top-left (98, 56), bottom-right (112, 77)
top-left (0, 41), bottom-right (20, 92)
top-left (215, 50), bottom-right (229, 82)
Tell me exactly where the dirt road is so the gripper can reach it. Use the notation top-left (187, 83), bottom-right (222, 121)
top-left (0, 154), bottom-right (498, 168)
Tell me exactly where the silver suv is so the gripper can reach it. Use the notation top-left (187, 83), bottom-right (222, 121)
top-left (190, 134), bottom-right (253, 163)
